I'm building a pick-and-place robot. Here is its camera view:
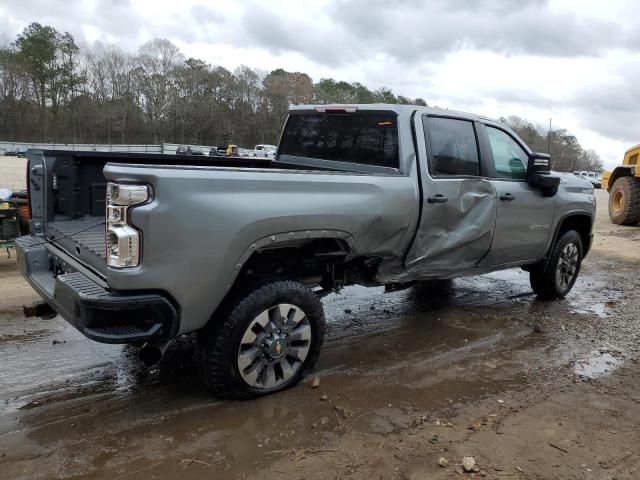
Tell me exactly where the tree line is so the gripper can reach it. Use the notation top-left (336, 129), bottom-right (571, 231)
top-left (0, 22), bottom-right (601, 171)
top-left (500, 116), bottom-right (603, 172)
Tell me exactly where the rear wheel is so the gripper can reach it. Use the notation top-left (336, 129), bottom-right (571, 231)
top-left (609, 177), bottom-right (640, 225)
top-left (530, 230), bottom-right (583, 299)
top-left (197, 278), bottom-right (325, 399)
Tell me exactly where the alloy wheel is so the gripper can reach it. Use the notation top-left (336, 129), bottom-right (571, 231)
top-left (237, 303), bottom-right (312, 390)
top-left (556, 243), bottom-right (579, 290)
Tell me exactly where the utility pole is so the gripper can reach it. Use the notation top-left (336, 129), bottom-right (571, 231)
top-left (547, 118), bottom-right (552, 154)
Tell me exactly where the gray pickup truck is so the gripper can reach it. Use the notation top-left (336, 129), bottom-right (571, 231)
top-left (17, 104), bottom-right (596, 398)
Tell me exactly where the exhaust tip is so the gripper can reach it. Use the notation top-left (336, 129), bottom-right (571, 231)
top-left (138, 343), bottom-right (164, 368)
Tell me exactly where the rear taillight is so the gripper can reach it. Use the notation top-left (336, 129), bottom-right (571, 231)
top-left (106, 183), bottom-right (149, 268)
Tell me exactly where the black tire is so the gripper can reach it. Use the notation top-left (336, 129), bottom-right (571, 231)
top-left (530, 230), bottom-right (583, 300)
top-left (609, 177), bottom-right (640, 225)
top-left (197, 278), bottom-right (325, 399)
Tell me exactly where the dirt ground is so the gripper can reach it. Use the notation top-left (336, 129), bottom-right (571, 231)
top-left (1, 184), bottom-right (640, 480)
top-left (1, 156), bottom-right (28, 193)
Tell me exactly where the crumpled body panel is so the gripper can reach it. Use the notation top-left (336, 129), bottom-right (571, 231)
top-left (378, 179), bottom-right (497, 281)
top-left (104, 163), bottom-right (419, 334)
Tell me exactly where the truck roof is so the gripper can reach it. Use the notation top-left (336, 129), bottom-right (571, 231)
top-left (289, 103), bottom-right (496, 124)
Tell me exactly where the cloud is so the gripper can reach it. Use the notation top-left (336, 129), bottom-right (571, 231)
top-left (1, 0), bottom-right (638, 166)
top-left (230, 0), bottom-right (623, 67)
top-left (238, 5), bottom-right (356, 65)
top-left (92, 0), bottom-right (143, 41)
top-left (1, 0), bottom-right (88, 38)
top-left (566, 58), bottom-right (640, 145)
top-left (190, 4), bottom-right (224, 24)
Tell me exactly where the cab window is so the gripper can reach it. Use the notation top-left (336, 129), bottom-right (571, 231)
top-left (425, 117), bottom-right (480, 177)
top-left (279, 112), bottom-right (399, 169)
top-left (486, 127), bottom-right (528, 180)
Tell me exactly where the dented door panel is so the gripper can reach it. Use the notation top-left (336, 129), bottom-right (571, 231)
top-left (405, 178), bottom-right (497, 275)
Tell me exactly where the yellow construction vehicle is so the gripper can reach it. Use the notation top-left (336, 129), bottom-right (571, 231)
top-left (602, 144), bottom-right (640, 225)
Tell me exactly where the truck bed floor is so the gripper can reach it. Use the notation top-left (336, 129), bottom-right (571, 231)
top-left (48, 218), bottom-right (106, 260)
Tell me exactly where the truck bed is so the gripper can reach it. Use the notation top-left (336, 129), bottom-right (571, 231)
top-left (49, 219), bottom-right (106, 258)
top-left (28, 150), bottom-right (353, 281)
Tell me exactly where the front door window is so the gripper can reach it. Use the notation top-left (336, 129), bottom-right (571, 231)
top-left (486, 127), bottom-right (527, 180)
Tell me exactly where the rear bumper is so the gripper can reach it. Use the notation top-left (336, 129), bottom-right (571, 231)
top-left (16, 236), bottom-right (179, 344)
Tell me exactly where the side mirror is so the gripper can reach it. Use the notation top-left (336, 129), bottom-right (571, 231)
top-left (527, 152), bottom-right (560, 197)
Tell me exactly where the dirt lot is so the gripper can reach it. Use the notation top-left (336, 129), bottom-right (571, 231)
top-left (1, 181), bottom-right (639, 479)
top-left (1, 156), bottom-right (28, 193)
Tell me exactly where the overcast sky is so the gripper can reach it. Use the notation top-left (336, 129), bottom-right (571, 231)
top-left (1, 0), bottom-right (639, 168)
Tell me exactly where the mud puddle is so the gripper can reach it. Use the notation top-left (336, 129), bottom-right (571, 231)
top-left (0, 259), bottom-right (632, 479)
top-left (567, 272), bottom-right (621, 318)
top-left (574, 349), bottom-right (624, 379)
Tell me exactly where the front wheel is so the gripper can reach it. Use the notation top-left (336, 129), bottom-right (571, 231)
top-left (530, 230), bottom-right (583, 299)
top-left (197, 279), bottom-right (325, 399)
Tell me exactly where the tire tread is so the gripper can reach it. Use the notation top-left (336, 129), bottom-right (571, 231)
top-left (530, 230), bottom-right (583, 300)
top-left (197, 279), bottom-right (325, 399)
top-left (609, 177), bottom-right (640, 225)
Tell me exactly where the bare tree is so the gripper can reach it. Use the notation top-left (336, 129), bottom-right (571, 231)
top-left (135, 39), bottom-right (183, 143)
top-left (0, 22), bottom-right (605, 167)
top-left (581, 149), bottom-right (604, 172)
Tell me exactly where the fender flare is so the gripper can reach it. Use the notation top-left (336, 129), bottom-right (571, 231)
top-left (541, 210), bottom-right (593, 270)
top-left (607, 166), bottom-right (635, 192)
top-left (223, 229), bottom-right (357, 290)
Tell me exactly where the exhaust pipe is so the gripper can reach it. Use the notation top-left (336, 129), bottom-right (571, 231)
top-left (138, 341), bottom-right (171, 368)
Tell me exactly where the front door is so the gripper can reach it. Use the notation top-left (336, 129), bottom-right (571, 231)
top-left (479, 125), bottom-right (555, 266)
top-left (405, 115), bottom-right (497, 277)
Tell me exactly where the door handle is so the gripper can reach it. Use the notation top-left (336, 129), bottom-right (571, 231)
top-left (500, 193), bottom-right (516, 201)
top-left (427, 194), bottom-right (448, 204)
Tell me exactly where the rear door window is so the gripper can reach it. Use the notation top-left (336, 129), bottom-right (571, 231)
top-left (279, 112), bottom-right (399, 169)
top-left (425, 117), bottom-right (480, 177)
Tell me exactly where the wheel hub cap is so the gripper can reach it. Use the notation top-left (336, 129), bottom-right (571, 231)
top-left (237, 303), bottom-right (312, 390)
top-left (556, 242), bottom-right (579, 290)
top-left (612, 191), bottom-right (624, 214)
top-left (264, 334), bottom-right (288, 359)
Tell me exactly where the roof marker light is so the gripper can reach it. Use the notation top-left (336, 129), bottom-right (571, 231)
top-left (314, 105), bottom-right (358, 113)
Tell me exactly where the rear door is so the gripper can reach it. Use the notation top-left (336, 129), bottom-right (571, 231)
top-left (478, 124), bottom-right (555, 266)
top-left (405, 115), bottom-right (497, 276)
